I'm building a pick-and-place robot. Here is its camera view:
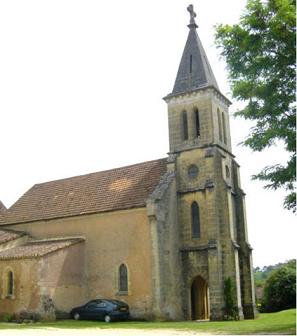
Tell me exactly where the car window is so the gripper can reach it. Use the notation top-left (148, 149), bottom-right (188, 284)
top-left (96, 302), bottom-right (107, 308)
top-left (86, 301), bottom-right (98, 308)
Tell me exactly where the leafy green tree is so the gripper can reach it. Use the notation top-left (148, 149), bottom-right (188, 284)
top-left (215, 0), bottom-right (296, 212)
top-left (262, 260), bottom-right (296, 312)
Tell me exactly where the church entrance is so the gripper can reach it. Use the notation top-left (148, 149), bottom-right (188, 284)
top-left (191, 276), bottom-right (209, 320)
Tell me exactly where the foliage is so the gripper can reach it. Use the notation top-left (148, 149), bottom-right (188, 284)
top-left (254, 260), bottom-right (292, 286)
top-left (223, 277), bottom-right (238, 320)
top-left (262, 260), bottom-right (296, 312)
top-left (0, 309), bottom-right (296, 335)
top-left (0, 313), bottom-right (14, 322)
top-left (215, 0), bottom-right (296, 212)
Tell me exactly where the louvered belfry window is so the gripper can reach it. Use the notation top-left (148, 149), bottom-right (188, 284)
top-left (182, 111), bottom-right (188, 140)
top-left (194, 108), bottom-right (200, 137)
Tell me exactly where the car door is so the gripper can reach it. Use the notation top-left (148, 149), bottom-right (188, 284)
top-left (93, 300), bottom-right (108, 320)
top-left (83, 301), bottom-right (99, 319)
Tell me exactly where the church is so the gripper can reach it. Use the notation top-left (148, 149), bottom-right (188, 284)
top-left (0, 5), bottom-right (257, 321)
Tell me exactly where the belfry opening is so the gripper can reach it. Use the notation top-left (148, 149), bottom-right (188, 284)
top-left (191, 276), bottom-right (209, 320)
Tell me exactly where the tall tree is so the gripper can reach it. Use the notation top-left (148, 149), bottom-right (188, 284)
top-left (215, 0), bottom-right (296, 212)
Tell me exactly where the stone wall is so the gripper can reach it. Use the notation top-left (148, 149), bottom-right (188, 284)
top-left (0, 258), bottom-right (40, 318)
top-left (165, 88), bottom-right (231, 154)
top-left (232, 160), bottom-right (258, 319)
top-left (4, 207), bottom-right (153, 319)
top-left (38, 242), bottom-right (85, 318)
top-left (147, 170), bottom-right (184, 320)
top-left (0, 242), bottom-right (84, 320)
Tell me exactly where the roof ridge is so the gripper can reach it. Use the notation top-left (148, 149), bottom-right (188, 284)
top-left (0, 236), bottom-right (85, 260)
top-left (0, 227), bottom-right (27, 236)
top-left (27, 236), bottom-right (85, 244)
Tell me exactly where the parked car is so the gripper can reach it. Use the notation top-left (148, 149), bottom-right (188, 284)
top-left (70, 299), bottom-right (129, 322)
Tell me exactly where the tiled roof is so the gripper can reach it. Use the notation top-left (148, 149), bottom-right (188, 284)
top-left (0, 201), bottom-right (6, 215)
top-left (0, 229), bottom-right (26, 244)
top-left (0, 237), bottom-right (84, 260)
top-left (0, 158), bottom-right (167, 225)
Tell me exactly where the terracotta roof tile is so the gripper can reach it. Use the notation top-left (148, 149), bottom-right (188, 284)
top-left (0, 238), bottom-right (84, 260)
top-left (0, 201), bottom-right (6, 215)
top-left (0, 158), bottom-right (167, 225)
top-left (0, 229), bottom-right (26, 244)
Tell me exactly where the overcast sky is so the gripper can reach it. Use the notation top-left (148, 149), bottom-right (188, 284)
top-left (0, 0), bottom-right (295, 268)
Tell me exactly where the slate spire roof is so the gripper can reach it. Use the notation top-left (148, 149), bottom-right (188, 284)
top-left (170, 5), bottom-right (219, 96)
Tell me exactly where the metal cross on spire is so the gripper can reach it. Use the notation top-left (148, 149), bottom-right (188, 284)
top-left (187, 4), bottom-right (198, 28)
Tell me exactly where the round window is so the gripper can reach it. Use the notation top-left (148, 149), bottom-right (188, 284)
top-left (188, 164), bottom-right (199, 178)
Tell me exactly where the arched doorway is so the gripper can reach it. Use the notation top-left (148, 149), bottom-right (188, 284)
top-left (191, 276), bottom-right (209, 320)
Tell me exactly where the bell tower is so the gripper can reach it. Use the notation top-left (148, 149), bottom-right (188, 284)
top-left (164, 4), bottom-right (257, 320)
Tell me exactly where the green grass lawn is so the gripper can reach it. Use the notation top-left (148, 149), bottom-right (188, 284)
top-left (0, 309), bottom-right (295, 334)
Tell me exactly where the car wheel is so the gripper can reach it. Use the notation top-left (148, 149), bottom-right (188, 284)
top-left (73, 312), bottom-right (80, 320)
top-left (104, 315), bottom-right (112, 323)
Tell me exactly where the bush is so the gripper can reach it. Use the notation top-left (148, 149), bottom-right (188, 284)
top-left (19, 310), bottom-right (41, 322)
top-left (262, 260), bottom-right (296, 312)
top-left (0, 312), bottom-right (14, 322)
top-left (223, 277), bottom-right (238, 320)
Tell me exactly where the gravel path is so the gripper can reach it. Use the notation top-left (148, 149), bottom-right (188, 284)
top-left (0, 328), bottom-right (212, 336)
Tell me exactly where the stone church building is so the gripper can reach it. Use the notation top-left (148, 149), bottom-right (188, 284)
top-left (0, 6), bottom-right (257, 321)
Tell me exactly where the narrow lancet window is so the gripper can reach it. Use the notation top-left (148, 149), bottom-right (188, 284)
top-left (225, 165), bottom-right (230, 178)
top-left (119, 264), bottom-right (128, 292)
top-left (222, 112), bottom-right (227, 144)
top-left (182, 111), bottom-right (189, 140)
top-left (191, 201), bottom-right (201, 238)
top-left (7, 270), bottom-right (14, 296)
top-left (190, 55), bottom-right (193, 73)
top-left (217, 108), bottom-right (222, 142)
top-left (194, 108), bottom-right (200, 137)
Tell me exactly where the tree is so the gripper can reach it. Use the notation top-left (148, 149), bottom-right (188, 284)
top-left (215, 0), bottom-right (296, 212)
top-left (261, 259), bottom-right (296, 312)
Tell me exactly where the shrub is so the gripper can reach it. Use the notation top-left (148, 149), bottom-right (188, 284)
top-left (223, 277), bottom-right (238, 320)
top-left (262, 260), bottom-right (296, 312)
top-left (0, 312), bottom-right (14, 322)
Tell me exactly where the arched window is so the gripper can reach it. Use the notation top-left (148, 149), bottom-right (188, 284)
top-left (222, 112), bottom-right (227, 144)
top-left (225, 165), bottom-right (230, 178)
top-left (3, 269), bottom-right (14, 298)
top-left (7, 271), bottom-right (13, 296)
top-left (182, 111), bottom-right (188, 141)
top-left (217, 108), bottom-right (222, 142)
top-left (191, 202), bottom-right (201, 238)
top-left (194, 108), bottom-right (200, 137)
top-left (119, 264), bottom-right (128, 293)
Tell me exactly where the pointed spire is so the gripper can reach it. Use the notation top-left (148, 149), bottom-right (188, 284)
top-left (170, 4), bottom-right (219, 96)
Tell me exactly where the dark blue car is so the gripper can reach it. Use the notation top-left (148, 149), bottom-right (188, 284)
top-left (70, 299), bottom-right (130, 322)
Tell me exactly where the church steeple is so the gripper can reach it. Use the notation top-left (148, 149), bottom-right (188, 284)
top-left (161, 5), bottom-right (257, 322)
top-left (164, 4), bottom-right (232, 154)
top-left (170, 4), bottom-right (219, 96)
